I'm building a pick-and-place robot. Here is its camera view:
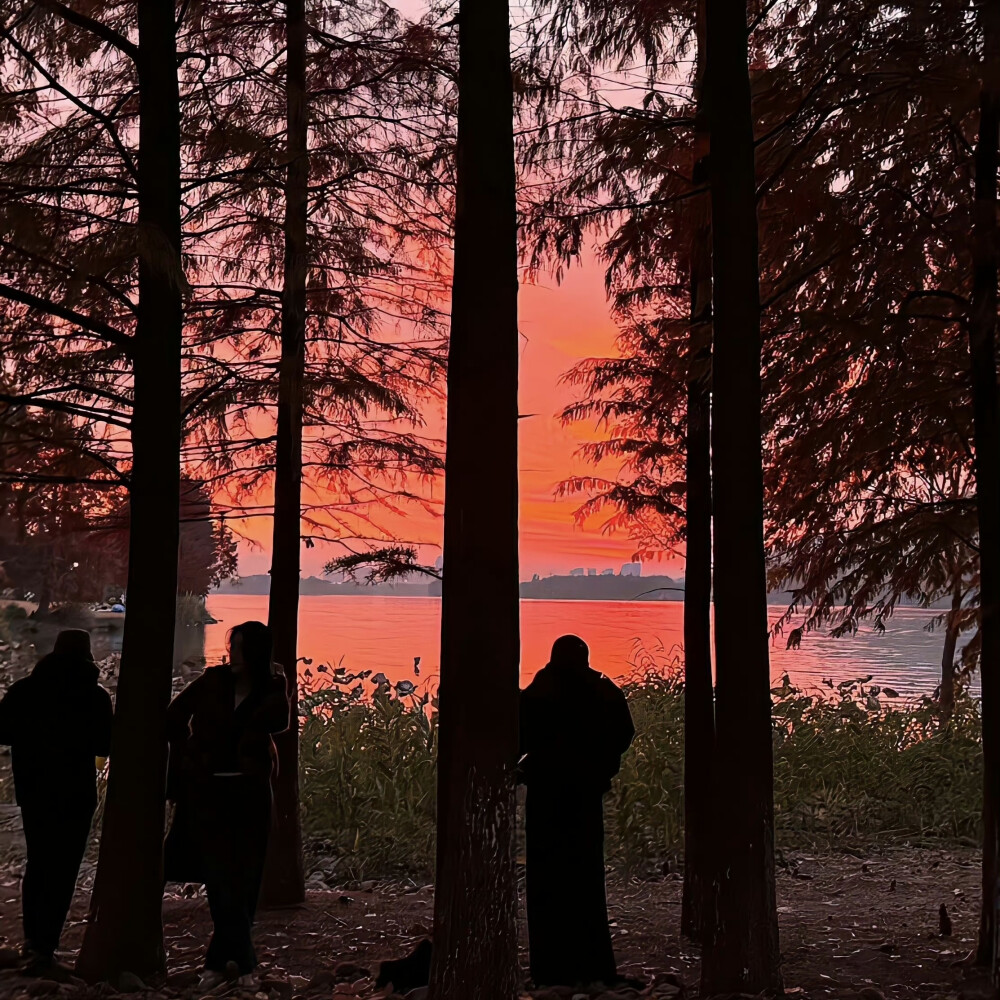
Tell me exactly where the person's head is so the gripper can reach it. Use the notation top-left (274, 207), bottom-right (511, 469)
top-left (548, 634), bottom-right (589, 670)
top-left (227, 621), bottom-right (273, 686)
top-left (53, 629), bottom-right (95, 663)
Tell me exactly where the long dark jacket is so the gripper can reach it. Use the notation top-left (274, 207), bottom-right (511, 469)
top-left (166, 666), bottom-right (289, 795)
top-left (519, 662), bottom-right (635, 794)
top-left (0, 652), bottom-right (113, 811)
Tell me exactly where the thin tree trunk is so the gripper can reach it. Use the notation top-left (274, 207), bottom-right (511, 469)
top-left (680, 0), bottom-right (714, 942)
top-left (940, 587), bottom-right (962, 721)
top-left (427, 0), bottom-right (520, 997)
top-left (971, 0), bottom-right (1000, 971)
top-left (261, 0), bottom-right (308, 908)
top-left (76, 0), bottom-right (182, 982)
top-left (699, 0), bottom-right (782, 992)
top-left (33, 575), bottom-right (51, 619)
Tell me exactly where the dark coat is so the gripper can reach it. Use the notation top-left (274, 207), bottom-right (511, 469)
top-left (166, 666), bottom-right (290, 792)
top-left (0, 652), bottom-right (113, 811)
top-left (519, 662), bottom-right (635, 794)
top-left (519, 662), bottom-right (635, 988)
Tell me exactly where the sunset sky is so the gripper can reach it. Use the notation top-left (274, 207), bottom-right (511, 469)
top-left (232, 1), bottom-right (685, 582)
top-left (235, 256), bottom-right (684, 581)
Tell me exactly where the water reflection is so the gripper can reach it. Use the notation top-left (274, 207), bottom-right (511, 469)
top-left (203, 594), bottom-right (964, 698)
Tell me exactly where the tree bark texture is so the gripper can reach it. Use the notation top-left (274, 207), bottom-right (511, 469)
top-left (262, 0), bottom-right (308, 908)
top-left (699, 0), bottom-right (782, 991)
top-left (971, 0), bottom-right (1000, 973)
top-left (680, 0), bottom-right (715, 942)
top-left (76, 0), bottom-right (182, 982)
top-left (427, 1), bottom-right (520, 997)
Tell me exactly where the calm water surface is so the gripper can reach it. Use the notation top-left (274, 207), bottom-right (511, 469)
top-left (202, 594), bottom-right (956, 698)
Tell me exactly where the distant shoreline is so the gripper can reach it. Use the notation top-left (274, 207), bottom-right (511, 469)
top-left (211, 573), bottom-right (954, 609)
top-left (213, 572), bottom-right (689, 602)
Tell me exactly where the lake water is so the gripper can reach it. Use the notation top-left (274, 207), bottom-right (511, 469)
top-left (199, 594), bottom-right (959, 699)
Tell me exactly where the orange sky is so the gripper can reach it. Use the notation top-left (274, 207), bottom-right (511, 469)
top-left (234, 256), bottom-right (685, 581)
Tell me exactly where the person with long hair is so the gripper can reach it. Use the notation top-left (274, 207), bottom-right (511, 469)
top-left (165, 621), bottom-right (289, 990)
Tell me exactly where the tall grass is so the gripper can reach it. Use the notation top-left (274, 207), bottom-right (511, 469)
top-left (298, 665), bottom-right (984, 881)
top-left (299, 668), bottom-right (437, 880)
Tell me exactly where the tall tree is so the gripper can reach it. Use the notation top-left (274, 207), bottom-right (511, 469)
top-left (681, 0), bottom-right (713, 941)
top-left (77, 0), bottom-right (184, 982)
top-left (261, 0), bottom-right (309, 908)
top-left (427, 0), bottom-right (520, 996)
top-left (699, 0), bottom-right (781, 991)
top-left (970, 0), bottom-right (1000, 970)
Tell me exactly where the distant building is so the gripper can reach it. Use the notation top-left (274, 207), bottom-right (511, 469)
top-left (620, 562), bottom-right (642, 577)
top-left (569, 568), bottom-right (585, 577)
top-left (587, 568), bottom-right (597, 577)
top-left (434, 555), bottom-right (444, 571)
top-left (601, 568), bottom-right (614, 576)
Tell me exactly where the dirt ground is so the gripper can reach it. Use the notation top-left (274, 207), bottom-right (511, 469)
top-left (0, 840), bottom-right (989, 1000)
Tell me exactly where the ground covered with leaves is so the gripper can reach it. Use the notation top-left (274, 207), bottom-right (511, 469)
top-left (0, 846), bottom-right (988, 1000)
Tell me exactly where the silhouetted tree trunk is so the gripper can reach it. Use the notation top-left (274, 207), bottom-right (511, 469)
top-left (940, 587), bottom-right (962, 721)
top-left (32, 576), bottom-right (51, 619)
top-left (76, 0), bottom-right (182, 982)
top-left (680, 0), bottom-right (714, 943)
top-left (971, 0), bottom-right (1000, 972)
top-left (699, 0), bottom-right (782, 992)
top-left (427, 0), bottom-right (520, 997)
top-left (262, 0), bottom-right (307, 908)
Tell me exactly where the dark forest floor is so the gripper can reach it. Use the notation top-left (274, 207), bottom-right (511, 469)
top-left (0, 842), bottom-right (990, 1000)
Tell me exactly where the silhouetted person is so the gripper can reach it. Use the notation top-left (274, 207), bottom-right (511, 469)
top-left (165, 621), bottom-right (288, 991)
top-left (520, 634), bottom-right (635, 988)
top-left (0, 629), bottom-right (113, 973)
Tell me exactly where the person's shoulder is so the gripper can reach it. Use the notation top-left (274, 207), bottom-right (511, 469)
top-left (265, 670), bottom-right (288, 696)
top-left (522, 665), bottom-right (554, 696)
top-left (175, 668), bottom-right (219, 699)
top-left (591, 669), bottom-right (627, 697)
top-left (1, 677), bottom-right (31, 701)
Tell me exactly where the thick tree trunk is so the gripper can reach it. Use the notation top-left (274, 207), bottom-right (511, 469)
top-left (971, 0), bottom-right (1000, 972)
top-left (261, 0), bottom-right (308, 908)
top-left (76, 0), bottom-right (182, 983)
top-left (426, 1), bottom-right (520, 998)
top-left (699, 0), bottom-right (782, 993)
top-left (680, 5), bottom-right (714, 941)
top-left (940, 587), bottom-right (962, 721)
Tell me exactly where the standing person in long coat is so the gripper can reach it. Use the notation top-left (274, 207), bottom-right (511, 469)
top-left (165, 621), bottom-right (288, 991)
top-left (519, 634), bottom-right (635, 988)
top-left (0, 629), bottom-right (113, 975)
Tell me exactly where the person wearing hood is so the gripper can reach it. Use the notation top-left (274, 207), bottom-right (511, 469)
top-left (0, 629), bottom-right (113, 973)
top-left (519, 634), bottom-right (635, 989)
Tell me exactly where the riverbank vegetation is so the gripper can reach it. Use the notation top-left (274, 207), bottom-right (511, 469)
top-left (294, 667), bottom-right (983, 883)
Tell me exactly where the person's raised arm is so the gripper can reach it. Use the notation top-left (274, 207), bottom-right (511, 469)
top-left (613, 686), bottom-right (636, 757)
top-left (249, 670), bottom-right (291, 735)
top-left (93, 686), bottom-right (113, 760)
top-left (166, 676), bottom-right (201, 743)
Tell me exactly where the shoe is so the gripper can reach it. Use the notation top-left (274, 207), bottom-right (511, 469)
top-left (198, 969), bottom-right (227, 992)
top-left (236, 974), bottom-right (257, 990)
